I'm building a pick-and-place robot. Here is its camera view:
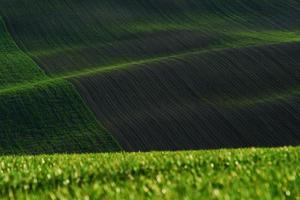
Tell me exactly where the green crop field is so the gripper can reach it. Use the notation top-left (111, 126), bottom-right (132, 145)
top-left (0, 0), bottom-right (300, 198)
top-left (0, 0), bottom-right (299, 152)
top-left (0, 147), bottom-right (299, 199)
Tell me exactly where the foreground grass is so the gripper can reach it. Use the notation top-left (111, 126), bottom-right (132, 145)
top-left (0, 147), bottom-right (299, 199)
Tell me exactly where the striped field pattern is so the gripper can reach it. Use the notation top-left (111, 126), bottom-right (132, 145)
top-left (0, 0), bottom-right (300, 153)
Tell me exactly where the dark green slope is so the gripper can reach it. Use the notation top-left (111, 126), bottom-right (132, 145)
top-left (2, 0), bottom-right (300, 75)
top-left (73, 43), bottom-right (300, 150)
top-left (0, 18), bottom-right (120, 154)
top-left (0, 0), bottom-right (300, 152)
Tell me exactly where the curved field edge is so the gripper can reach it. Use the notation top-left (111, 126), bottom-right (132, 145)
top-left (1, 41), bottom-right (300, 151)
top-left (0, 17), bottom-right (46, 88)
top-left (0, 80), bottom-right (121, 154)
top-left (1, 42), bottom-right (299, 114)
top-left (0, 40), bottom-right (299, 95)
top-left (0, 17), bottom-right (121, 154)
top-left (0, 146), bottom-right (299, 199)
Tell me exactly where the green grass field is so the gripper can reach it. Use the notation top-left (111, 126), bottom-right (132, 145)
top-left (0, 147), bottom-right (299, 199)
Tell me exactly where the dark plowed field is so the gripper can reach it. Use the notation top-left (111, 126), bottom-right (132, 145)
top-left (2, 0), bottom-right (300, 75)
top-left (0, 0), bottom-right (300, 153)
top-left (73, 43), bottom-right (300, 151)
top-left (35, 30), bottom-right (221, 74)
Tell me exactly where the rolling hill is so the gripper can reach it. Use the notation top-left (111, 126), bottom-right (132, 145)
top-left (0, 0), bottom-right (300, 153)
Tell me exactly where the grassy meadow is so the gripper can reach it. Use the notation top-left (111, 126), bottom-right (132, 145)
top-left (0, 147), bottom-right (299, 199)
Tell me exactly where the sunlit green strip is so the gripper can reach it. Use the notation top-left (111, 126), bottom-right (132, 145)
top-left (1, 44), bottom-right (300, 111)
